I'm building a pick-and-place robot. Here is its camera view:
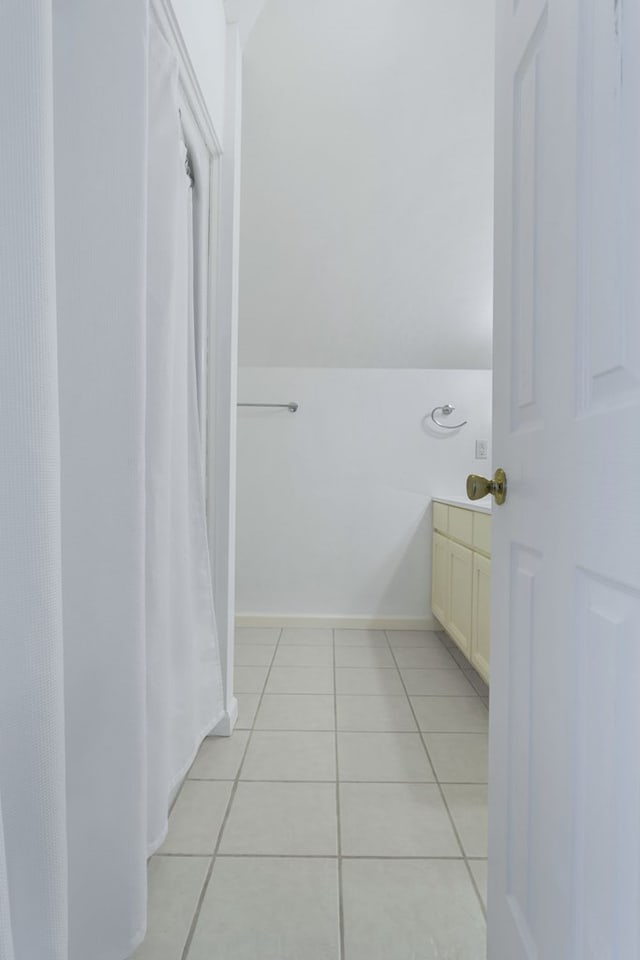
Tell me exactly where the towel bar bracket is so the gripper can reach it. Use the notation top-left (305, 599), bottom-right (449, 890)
top-left (238, 402), bottom-right (299, 413)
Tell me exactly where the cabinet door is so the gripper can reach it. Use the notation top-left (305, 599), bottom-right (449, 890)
top-left (431, 531), bottom-right (450, 627)
top-left (471, 552), bottom-right (491, 684)
top-left (447, 541), bottom-right (473, 657)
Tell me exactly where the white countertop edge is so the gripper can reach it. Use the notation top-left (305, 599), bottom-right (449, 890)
top-left (432, 496), bottom-right (492, 515)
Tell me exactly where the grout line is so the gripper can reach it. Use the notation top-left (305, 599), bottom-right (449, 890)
top-left (206, 717), bottom-right (487, 734)
top-left (220, 728), bottom-right (485, 734)
top-left (186, 777), bottom-right (486, 786)
top-left (237, 691), bottom-right (333, 697)
top-left (465, 861), bottom-right (488, 921)
top-left (158, 851), bottom-right (476, 861)
top-left (179, 628), bottom-right (284, 960)
top-left (238, 690), bottom-right (483, 698)
top-left (384, 630), bottom-right (488, 921)
top-left (169, 625), bottom-right (486, 958)
top-left (333, 627), bottom-right (346, 960)
top-left (191, 729), bottom-right (486, 737)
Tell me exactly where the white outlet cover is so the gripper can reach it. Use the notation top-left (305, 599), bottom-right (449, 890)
top-left (475, 439), bottom-right (489, 460)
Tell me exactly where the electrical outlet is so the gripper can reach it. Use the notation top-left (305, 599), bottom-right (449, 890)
top-left (475, 439), bottom-right (489, 460)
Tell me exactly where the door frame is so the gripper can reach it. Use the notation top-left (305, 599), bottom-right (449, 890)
top-left (150, 0), bottom-right (239, 735)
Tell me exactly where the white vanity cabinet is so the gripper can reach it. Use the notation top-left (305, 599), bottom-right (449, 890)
top-left (431, 499), bottom-right (491, 684)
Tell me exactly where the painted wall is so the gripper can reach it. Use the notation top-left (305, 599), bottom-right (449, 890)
top-left (172, 0), bottom-right (227, 143)
top-left (224, 0), bottom-right (269, 48)
top-left (238, 0), bottom-right (495, 368)
top-left (236, 368), bottom-right (492, 619)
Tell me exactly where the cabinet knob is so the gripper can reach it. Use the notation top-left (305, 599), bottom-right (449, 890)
top-left (466, 468), bottom-right (507, 505)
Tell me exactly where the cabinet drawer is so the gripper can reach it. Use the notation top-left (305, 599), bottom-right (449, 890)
top-left (433, 501), bottom-right (449, 534)
top-left (472, 512), bottom-right (491, 555)
top-left (448, 506), bottom-right (473, 548)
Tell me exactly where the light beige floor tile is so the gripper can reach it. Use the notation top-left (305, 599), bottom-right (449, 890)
top-left (234, 665), bottom-right (269, 693)
top-left (187, 858), bottom-right (340, 960)
top-left (335, 646), bottom-right (395, 668)
top-left (336, 695), bottom-right (417, 732)
top-left (411, 696), bottom-right (489, 733)
top-left (234, 644), bottom-right (276, 666)
top-left (235, 693), bottom-right (261, 730)
top-left (189, 731), bottom-right (250, 780)
top-left (442, 784), bottom-right (488, 858)
top-left (241, 731), bottom-right (336, 781)
top-left (469, 860), bottom-right (488, 909)
top-left (342, 859), bottom-right (486, 960)
top-left (400, 668), bottom-right (477, 696)
top-left (392, 645), bottom-right (458, 669)
top-left (132, 856), bottom-right (209, 960)
top-left (334, 629), bottom-right (387, 647)
top-left (265, 666), bottom-right (334, 694)
top-left (159, 781), bottom-right (232, 854)
top-left (385, 630), bottom-right (445, 649)
top-left (424, 733), bottom-right (489, 783)
top-left (273, 644), bottom-right (333, 667)
top-left (255, 693), bottom-right (335, 731)
top-left (335, 667), bottom-right (404, 695)
top-left (340, 782), bottom-right (459, 856)
top-left (338, 733), bottom-right (434, 782)
top-left (219, 781), bottom-right (338, 855)
top-left (235, 627), bottom-right (281, 645)
top-left (280, 627), bottom-right (333, 645)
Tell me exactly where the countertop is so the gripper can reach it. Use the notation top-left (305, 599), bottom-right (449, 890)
top-left (432, 495), bottom-right (492, 516)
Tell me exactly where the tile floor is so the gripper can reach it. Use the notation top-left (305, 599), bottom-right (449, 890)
top-left (134, 627), bottom-right (489, 960)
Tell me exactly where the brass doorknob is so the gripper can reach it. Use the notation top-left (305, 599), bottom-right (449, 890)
top-left (466, 468), bottom-right (507, 505)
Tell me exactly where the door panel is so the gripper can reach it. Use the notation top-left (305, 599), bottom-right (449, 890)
top-left (447, 541), bottom-right (473, 657)
top-left (510, 6), bottom-right (547, 436)
top-left (431, 531), bottom-right (450, 627)
top-left (490, 0), bottom-right (640, 957)
top-left (573, 572), bottom-right (640, 958)
top-left (577, 1), bottom-right (640, 416)
top-left (471, 553), bottom-right (491, 682)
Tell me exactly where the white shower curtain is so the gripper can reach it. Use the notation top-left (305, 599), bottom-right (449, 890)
top-left (145, 18), bottom-right (224, 853)
top-left (0, 3), bottom-right (224, 958)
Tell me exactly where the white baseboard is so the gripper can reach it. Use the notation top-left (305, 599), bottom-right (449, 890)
top-left (235, 614), bottom-right (440, 632)
top-left (210, 696), bottom-right (239, 737)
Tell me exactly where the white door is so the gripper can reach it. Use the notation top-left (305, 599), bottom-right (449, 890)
top-left (488, 0), bottom-right (640, 957)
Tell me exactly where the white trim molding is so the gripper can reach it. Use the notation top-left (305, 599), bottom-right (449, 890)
top-left (211, 696), bottom-right (238, 736)
top-left (151, 0), bottom-right (237, 737)
top-left (235, 614), bottom-right (440, 632)
top-left (151, 0), bottom-right (222, 154)
top-left (210, 23), bottom-right (243, 736)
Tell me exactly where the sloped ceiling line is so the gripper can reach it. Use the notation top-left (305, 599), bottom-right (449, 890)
top-left (224, 0), bottom-right (268, 47)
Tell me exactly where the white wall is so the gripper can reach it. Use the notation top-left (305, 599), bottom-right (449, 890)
top-left (239, 0), bottom-right (495, 368)
top-left (224, 0), bottom-right (269, 48)
top-left (236, 368), bottom-right (492, 620)
top-left (172, 0), bottom-right (227, 143)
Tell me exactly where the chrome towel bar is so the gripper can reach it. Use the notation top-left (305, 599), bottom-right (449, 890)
top-left (430, 404), bottom-right (467, 429)
top-left (238, 402), bottom-right (299, 413)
